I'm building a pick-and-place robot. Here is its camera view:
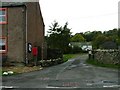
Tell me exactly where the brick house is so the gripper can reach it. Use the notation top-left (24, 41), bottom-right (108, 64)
top-left (0, 2), bottom-right (46, 64)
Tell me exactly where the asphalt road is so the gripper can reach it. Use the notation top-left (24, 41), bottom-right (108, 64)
top-left (2, 54), bottom-right (120, 90)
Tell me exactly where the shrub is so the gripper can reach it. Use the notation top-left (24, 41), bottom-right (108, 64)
top-left (47, 48), bottom-right (63, 59)
top-left (71, 46), bottom-right (82, 54)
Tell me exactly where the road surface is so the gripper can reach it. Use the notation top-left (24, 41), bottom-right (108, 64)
top-left (2, 54), bottom-right (120, 89)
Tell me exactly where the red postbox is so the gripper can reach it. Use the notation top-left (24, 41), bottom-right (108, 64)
top-left (32, 47), bottom-right (38, 56)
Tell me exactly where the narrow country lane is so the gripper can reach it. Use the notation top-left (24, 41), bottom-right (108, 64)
top-left (2, 54), bottom-right (119, 89)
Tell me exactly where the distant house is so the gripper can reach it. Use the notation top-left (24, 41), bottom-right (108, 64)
top-left (70, 42), bottom-right (92, 51)
top-left (0, 2), bottom-right (46, 64)
top-left (100, 41), bottom-right (118, 49)
top-left (81, 45), bottom-right (92, 51)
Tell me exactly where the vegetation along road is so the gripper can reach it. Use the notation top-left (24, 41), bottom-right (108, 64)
top-left (2, 54), bottom-right (119, 89)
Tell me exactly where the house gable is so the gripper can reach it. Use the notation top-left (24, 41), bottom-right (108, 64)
top-left (0, 2), bottom-right (46, 63)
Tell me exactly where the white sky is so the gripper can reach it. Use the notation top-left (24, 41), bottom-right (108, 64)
top-left (40, 0), bottom-right (120, 35)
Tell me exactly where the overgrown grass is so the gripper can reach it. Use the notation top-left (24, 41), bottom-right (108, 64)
top-left (63, 54), bottom-right (80, 62)
top-left (86, 59), bottom-right (120, 69)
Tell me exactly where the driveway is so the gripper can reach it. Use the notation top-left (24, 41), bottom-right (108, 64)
top-left (2, 54), bottom-right (120, 89)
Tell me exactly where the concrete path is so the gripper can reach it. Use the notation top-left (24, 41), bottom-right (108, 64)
top-left (2, 54), bottom-right (120, 89)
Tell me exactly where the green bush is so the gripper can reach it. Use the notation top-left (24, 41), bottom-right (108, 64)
top-left (47, 48), bottom-right (63, 59)
top-left (71, 46), bottom-right (82, 54)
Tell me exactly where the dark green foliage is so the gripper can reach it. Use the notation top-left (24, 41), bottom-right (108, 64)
top-left (92, 34), bottom-right (107, 49)
top-left (81, 28), bottom-right (120, 49)
top-left (118, 28), bottom-right (120, 38)
top-left (47, 48), bottom-right (63, 59)
top-left (46, 21), bottom-right (120, 52)
top-left (92, 34), bottom-right (118, 49)
top-left (46, 21), bottom-right (72, 53)
top-left (71, 46), bottom-right (82, 54)
top-left (90, 28), bottom-right (120, 49)
top-left (84, 31), bottom-right (102, 42)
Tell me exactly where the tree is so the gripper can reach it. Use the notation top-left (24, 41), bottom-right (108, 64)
top-left (103, 28), bottom-right (120, 46)
top-left (117, 28), bottom-right (120, 45)
top-left (71, 34), bottom-right (86, 42)
top-left (47, 21), bottom-right (60, 34)
top-left (46, 21), bottom-right (72, 53)
top-left (84, 31), bottom-right (102, 42)
top-left (92, 33), bottom-right (119, 49)
top-left (92, 35), bottom-right (107, 49)
top-left (118, 28), bottom-right (120, 38)
top-left (103, 28), bottom-right (118, 37)
top-left (84, 31), bottom-right (93, 42)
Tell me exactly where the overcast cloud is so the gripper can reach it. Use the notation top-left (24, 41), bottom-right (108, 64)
top-left (40, 0), bottom-right (119, 35)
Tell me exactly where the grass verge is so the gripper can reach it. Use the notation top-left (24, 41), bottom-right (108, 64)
top-left (2, 66), bottom-right (43, 76)
top-left (63, 54), bottom-right (80, 62)
top-left (86, 59), bottom-right (120, 69)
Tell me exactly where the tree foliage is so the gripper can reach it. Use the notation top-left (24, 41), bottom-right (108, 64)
top-left (92, 28), bottom-right (120, 49)
top-left (71, 34), bottom-right (86, 42)
top-left (83, 31), bottom-right (102, 42)
top-left (46, 21), bottom-right (72, 53)
top-left (118, 28), bottom-right (120, 38)
top-left (46, 22), bottom-right (120, 51)
top-left (92, 35), bottom-right (107, 49)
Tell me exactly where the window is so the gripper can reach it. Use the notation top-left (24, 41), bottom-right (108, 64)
top-left (0, 37), bottom-right (7, 53)
top-left (0, 8), bottom-right (7, 24)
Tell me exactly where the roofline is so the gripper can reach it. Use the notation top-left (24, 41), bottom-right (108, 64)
top-left (0, 4), bottom-right (25, 7)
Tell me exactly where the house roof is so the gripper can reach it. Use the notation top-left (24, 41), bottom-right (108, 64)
top-left (0, 2), bottom-right (26, 7)
top-left (101, 41), bottom-right (117, 49)
top-left (0, 2), bottom-right (45, 26)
